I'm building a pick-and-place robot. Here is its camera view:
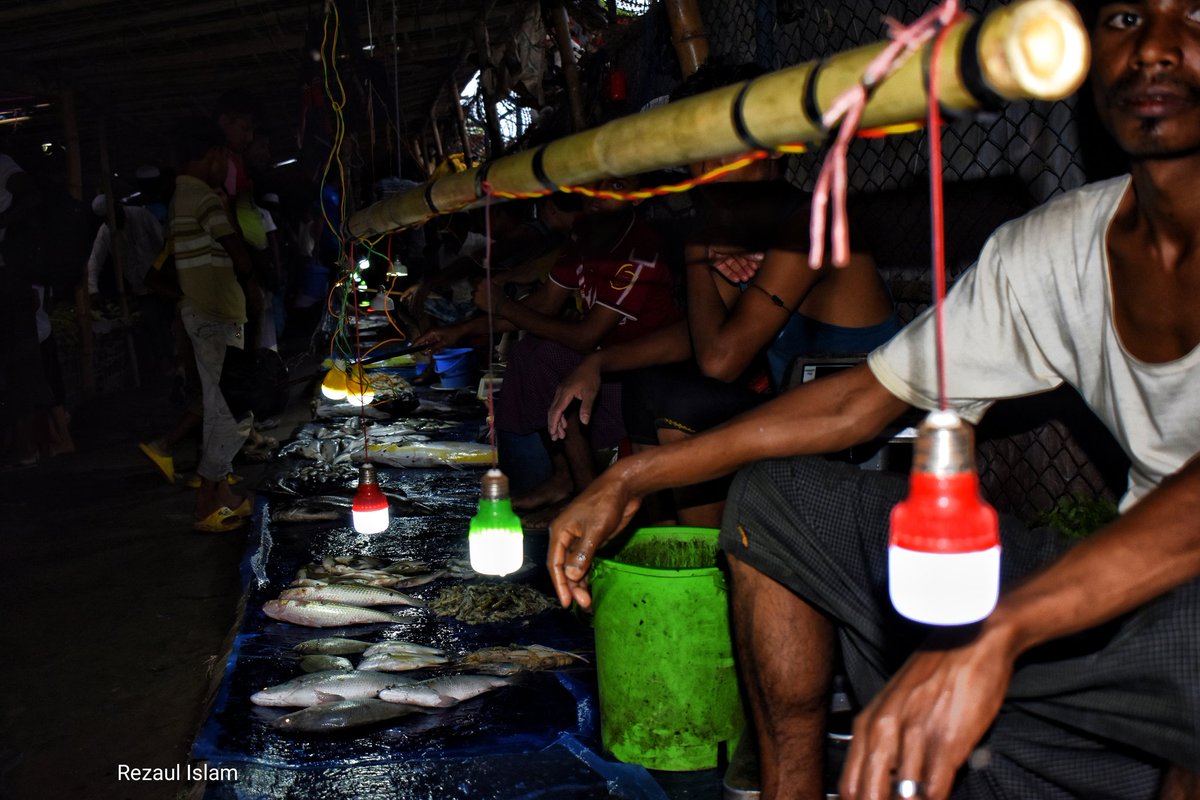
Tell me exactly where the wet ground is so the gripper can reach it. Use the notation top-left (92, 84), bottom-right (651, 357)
top-left (0, 343), bottom-right (732, 800)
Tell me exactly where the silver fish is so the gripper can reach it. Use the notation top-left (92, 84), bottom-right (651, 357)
top-left (250, 670), bottom-right (413, 707)
top-left (299, 655), bottom-right (353, 673)
top-left (356, 651), bottom-right (451, 672)
top-left (390, 569), bottom-right (448, 589)
top-left (262, 599), bottom-right (410, 628)
top-left (278, 584), bottom-right (426, 608)
top-left (293, 637), bottom-right (372, 655)
top-left (370, 441), bottom-right (493, 469)
top-left (361, 640), bottom-right (447, 658)
top-left (272, 698), bottom-right (423, 732)
top-left (378, 674), bottom-right (512, 708)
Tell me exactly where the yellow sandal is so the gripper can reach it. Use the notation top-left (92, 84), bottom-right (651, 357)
top-left (193, 506), bottom-right (246, 533)
top-left (138, 443), bottom-right (175, 484)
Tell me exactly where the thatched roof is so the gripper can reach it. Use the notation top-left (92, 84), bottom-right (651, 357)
top-left (0, 0), bottom-right (536, 187)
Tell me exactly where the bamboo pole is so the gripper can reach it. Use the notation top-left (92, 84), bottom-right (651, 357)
top-left (97, 118), bottom-right (142, 389)
top-left (551, 4), bottom-right (588, 132)
top-left (663, 0), bottom-right (709, 79)
top-left (349, 0), bottom-right (1088, 239)
top-left (62, 89), bottom-right (95, 396)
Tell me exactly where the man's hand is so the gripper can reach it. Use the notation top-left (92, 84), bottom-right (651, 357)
top-left (548, 470), bottom-right (643, 609)
top-left (548, 355), bottom-right (602, 441)
top-left (840, 628), bottom-right (1015, 800)
top-left (412, 325), bottom-right (460, 353)
top-left (710, 249), bottom-right (764, 284)
top-left (471, 278), bottom-right (505, 314)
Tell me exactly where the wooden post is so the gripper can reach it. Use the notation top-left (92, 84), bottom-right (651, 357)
top-left (452, 82), bottom-right (474, 168)
top-left (551, 4), bottom-right (588, 132)
top-left (62, 89), bottom-right (95, 396)
top-left (429, 111), bottom-right (445, 160)
top-left (97, 117), bottom-right (141, 388)
top-left (473, 18), bottom-right (506, 159)
top-left (663, 0), bottom-right (710, 78)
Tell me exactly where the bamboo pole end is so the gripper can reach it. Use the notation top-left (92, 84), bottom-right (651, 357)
top-left (981, 0), bottom-right (1090, 101)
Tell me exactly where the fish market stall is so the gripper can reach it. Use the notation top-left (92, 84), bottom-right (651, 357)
top-left (192, 373), bottom-right (672, 800)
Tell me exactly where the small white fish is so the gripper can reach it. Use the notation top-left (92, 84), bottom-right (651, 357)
top-left (272, 698), bottom-right (423, 732)
top-left (293, 637), bottom-right (372, 655)
top-left (299, 655), bottom-right (353, 673)
top-left (251, 670), bottom-right (414, 707)
top-left (279, 584), bottom-right (426, 608)
top-left (378, 674), bottom-right (512, 708)
top-left (361, 640), bottom-right (447, 658)
top-left (370, 441), bottom-right (493, 469)
top-left (263, 599), bottom-right (410, 628)
top-left (356, 651), bottom-right (450, 672)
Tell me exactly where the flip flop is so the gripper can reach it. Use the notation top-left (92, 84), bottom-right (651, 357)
top-left (231, 497), bottom-right (254, 518)
top-left (193, 506), bottom-right (246, 533)
top-left (185, 473), bottom-right (243, 489)
top-left (138, 442), bottom-right (175, 484)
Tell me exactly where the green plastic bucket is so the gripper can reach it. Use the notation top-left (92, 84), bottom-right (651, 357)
top-left (590, 526), bottom-right (744, 771)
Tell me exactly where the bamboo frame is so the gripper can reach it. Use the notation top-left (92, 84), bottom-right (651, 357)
top-left (663, 0), bottom-right (710, 79)
top-left (349, 0), bottom-right (1088, 239)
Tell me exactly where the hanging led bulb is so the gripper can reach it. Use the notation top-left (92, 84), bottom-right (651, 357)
top-left (357, 257), bottom-right (371, 273)
top-left (320, 360), bottom-right (349, 400)
top-left (468, 469), bottom-right (524, 576)
top-left (889, 409), bottom-right (1001, 625)
top-left (344, 363), bottom-right (375, 406)
top-left (352, 462), bottom-right (390, 533)
top-left (388, 258), bottom-right (408, 278)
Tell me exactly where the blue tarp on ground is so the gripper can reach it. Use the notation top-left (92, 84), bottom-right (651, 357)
top-left (193, 388), bottom-right (669, 799)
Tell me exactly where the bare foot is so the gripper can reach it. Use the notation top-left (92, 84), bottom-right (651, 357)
top-left (512, 471), bottom-right (573, 511)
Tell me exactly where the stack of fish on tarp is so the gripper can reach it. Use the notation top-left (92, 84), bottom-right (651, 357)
top-left (194, 376), bottom-right (645, 799)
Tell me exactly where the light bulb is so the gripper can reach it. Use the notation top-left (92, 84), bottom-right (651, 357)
top-left (344, 364), bottom-right (375, 406)
top-left (320, 361), bottom-right (348, 400)
top-left (888, 409), bottom-right (1000, 625)
top-left (468, 469), bottom-right (524, 576)
top-left (388, 259), bottom-right (408, 277)
top-left (352, 463), bottom-right (390, 533)
top-left (357, 257), bottom-right (370, 272)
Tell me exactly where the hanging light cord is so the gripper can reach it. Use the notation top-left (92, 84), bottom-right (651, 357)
top-left (483, 191), bottom-right (498, 466)
top-left (928, 16), bottom-right (956, 410)
top-left (349, 241), bottom-right (371, 456)
top-left (808, 0), bottom-right (961, 268)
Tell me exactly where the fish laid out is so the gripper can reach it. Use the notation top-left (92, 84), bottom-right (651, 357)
top-left (370, 440), bottom-right (494, 469)
top-left (250, 669), bottom-right (414, 707)
top-left (278, 583), bottom-right (426, 608)
top-left (430, 583), bottom-right (559, 625)
top-left (361, 640), bottom-right (447, 658)
top-left (271, 697), bottom-right (424, 732)
top-left (263, 599), bottom-right (412, 628)
top-left (356, 651), bottom-right (451, 672)
top-left (377, 674), bottom-right (512, 708)
top-left (293, 637), bottom-right (373, 655)
top-left (265, 461), bottom-right (360, 497)
top-left (299, 655), bottom-right (354, 673)
top-left (458, 644), bottom-right (588, 674)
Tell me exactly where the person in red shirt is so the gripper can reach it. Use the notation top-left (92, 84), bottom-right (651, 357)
top-left (416, 175), bottom-right (682, 512)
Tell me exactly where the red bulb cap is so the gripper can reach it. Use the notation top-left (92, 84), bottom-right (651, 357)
top-left (889, 471), bottom-right (999, 554)
top-left (353, 482), bottom-right (389, 513)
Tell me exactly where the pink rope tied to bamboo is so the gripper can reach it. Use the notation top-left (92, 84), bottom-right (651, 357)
top-left (809, 0), bottom-right (962, 269)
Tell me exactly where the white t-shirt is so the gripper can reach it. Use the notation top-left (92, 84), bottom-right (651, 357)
top-left (869, 176), bottom-right (1200, 509)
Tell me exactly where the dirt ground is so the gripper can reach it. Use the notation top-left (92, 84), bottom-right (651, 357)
top-left (0, 352), bottom-right (318, 800)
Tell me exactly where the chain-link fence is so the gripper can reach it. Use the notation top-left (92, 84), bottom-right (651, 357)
top-left (459, 0), bottom-right (1126, 524)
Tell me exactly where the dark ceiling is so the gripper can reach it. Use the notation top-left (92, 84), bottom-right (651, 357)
top-left (0, 0), bottom-right (535, 196)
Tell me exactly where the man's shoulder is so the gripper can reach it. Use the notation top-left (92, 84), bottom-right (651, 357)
top-left (995, 176), bottom-right (1129, 244)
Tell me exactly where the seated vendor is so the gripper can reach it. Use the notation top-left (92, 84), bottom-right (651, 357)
top-left (548, 4), bottom-right (1200, 799)
top-left (548, 63), bottom-right (899, 527)
top-left (416, 175), bottom-right (682, 512)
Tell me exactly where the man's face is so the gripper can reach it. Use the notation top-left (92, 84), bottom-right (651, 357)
top-left (204, 147), bottom-right (229, 189)
top-left (218, 113), bottom-right (255, 153)
top-left (584, 176), bottom-right (639, 215)
top-left (1091, 0), bottom-right (1200, 159)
